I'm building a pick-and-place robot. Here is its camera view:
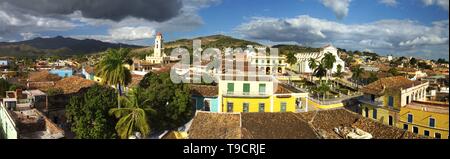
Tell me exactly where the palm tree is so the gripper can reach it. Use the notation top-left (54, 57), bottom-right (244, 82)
top-left (286, 52), bottom-right (298, 72)
top-left (308, 58), bottom-right (318, 81)
top-left (96, 48), bottom-right (133, 108)
top-left (321, 52), bottom-right (336, 82)
top-left (351, 66), bottom-right (364, 88)
top-left (109, 88), bottom-right (155, 139)
top-left (334, 64), bottom-right (344, 79)
top-left (316, 82), bottom-right (330, 100)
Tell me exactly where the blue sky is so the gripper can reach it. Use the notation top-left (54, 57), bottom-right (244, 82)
top-left (0, 0), bottom-right (448, 59)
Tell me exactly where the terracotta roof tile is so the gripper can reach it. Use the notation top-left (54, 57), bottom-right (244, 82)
top-left (28, 71), bottom-right (61, 82)
top-left (54, 76), bottom-right (96, 94)
top-left (190, 85), bottom-right (218, 97)
top-left (361, 76), bottom-right (423, 95)
top-left (188, 109), bottom-right (424, 139)
top-left (188, 112), bottom-right (241, 139)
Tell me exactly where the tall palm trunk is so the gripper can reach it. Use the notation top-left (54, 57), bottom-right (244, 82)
top-left (117, 83), bottom-right (122, 108)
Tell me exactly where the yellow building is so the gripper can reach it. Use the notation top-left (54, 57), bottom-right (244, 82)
top-left (359, 76), bottom-right (429, 126)
top-left (217, 74), bottom-right (308, 113)
top-left (399, 101), bottom-right (448, 139)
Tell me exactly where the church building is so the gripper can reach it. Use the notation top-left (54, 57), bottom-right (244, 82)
top-left (294, 44), bottom-right (346, 74)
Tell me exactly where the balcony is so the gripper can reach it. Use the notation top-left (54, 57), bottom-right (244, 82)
top-left (358, 97), bottom-right (384, 107)
top-left (223, 91), bottom-right (270, 98)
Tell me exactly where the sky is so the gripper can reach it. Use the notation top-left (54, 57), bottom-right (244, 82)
top-left (0, 0), bottom-right (448, 60)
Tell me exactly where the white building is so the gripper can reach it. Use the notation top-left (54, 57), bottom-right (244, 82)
top-left (294, 45), bottom-right (346, 74)
top-left (387, 55), bottom-right (393, 61)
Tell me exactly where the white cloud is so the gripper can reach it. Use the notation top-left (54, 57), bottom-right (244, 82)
top-left (0, 2), bottom-right (76, 40)
top-left (236, 15), bottom-right (449, 59)
top-left (20, 32), bottom-right (39, 40)
top-left (320, 0), bottom-right (351, 19)
top-left (109, 26), bottom-right (155, 41)
top-left (422, 0), bottom-right (449, 11)
top-left (399, 35), bottom-right (448, 46)
top-left (380, 0), bottom-right (398, 6)
top-left (1, 0), bottom-right (220, 43)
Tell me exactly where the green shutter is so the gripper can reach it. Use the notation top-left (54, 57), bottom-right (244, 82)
top-left (227, 83), bottom-right (234, 94)
top-left (259, 84), bottom-right (266, 94)
top-left (243, 83), bottom-right (250, 94)
top-left (259, 103), bottom-right (265, 112)
top-left (281, 102), bottom-right (287, 112)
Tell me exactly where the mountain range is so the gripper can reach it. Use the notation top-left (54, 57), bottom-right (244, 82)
top-left (0, 36), bottom-right (142, 57)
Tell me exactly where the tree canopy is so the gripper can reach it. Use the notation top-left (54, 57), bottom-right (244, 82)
top-left (139, 72), bottom-right (193, 130)
top-left (65, 85), bottom-right (118, 139)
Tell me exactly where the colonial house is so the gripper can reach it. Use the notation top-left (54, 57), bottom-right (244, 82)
top-left (359, 76), bottom-right (429, 127)
top-left (399, 101), bottom-right (448, 139)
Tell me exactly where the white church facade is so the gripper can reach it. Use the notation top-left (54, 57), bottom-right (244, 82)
top-left (295, 45), bottom-right (346, 74)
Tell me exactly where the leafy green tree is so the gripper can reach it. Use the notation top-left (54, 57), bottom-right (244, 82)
top-left (388, 67), bottom-right (400, 77)
top-left (285, 52), bottom-right (298, 70)
top-left (367, 72), bottom-right (379, 84)
top-left (334, 64), bottom-right (344, 79)
top-left (109, 88), bottom-right (155, 139)
top-left (95, 48), bottom-right (133, 108)
top-left (0, 79), bottom-right (11, 98)
top-left (139, 72), bottom-right (193, 130)
top-left (437, 58), bottom-right (449, 64)
top-left (308, 58), bottom-right (318, 81)
top-left (417, 62), bottom-right (432, 70)
top-left (313, 63), bottom-right (327, 84)
top-left (409, 58), bottom-right (417, 66)
top-left (46, 88), bottom-right (64, 96)
top-left (351, 66), bottom-right (364, 88)
top-left (315, 82), bottom-right (330, 100)
top-left (66, 85), bottom-right (117, 139)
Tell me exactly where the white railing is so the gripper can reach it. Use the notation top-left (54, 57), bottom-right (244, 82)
top-left (222, 91), bottom-right (270, 97)
top-left (358, 98), bottom-right (384, 107)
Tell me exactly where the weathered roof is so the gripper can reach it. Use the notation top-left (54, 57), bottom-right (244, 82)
top-left (128, 74), bottom-right (144, 87)
top-left (188, 112), bottom-right (241, 139)
top-left (84, 66), bottom-right (95, 74)
top-left (188, 109), bottom-right (425, 139)
top-left (54, 76), bottom-right (96, 94)
top-left (361, 76), bottom-right (423, 95)
top-left (190, 85), bottom-right (218, 97)
top-left (28, 71), bottom-right (62, 82)
top-left (241, 113), bottom-right (319, 139)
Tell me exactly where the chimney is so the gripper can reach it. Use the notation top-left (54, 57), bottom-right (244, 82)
top-left (16, 89), bottom-right (23, 100)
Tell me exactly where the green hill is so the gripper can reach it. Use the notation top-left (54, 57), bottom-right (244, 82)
top-left (0, 36), bottom-right (143, 57)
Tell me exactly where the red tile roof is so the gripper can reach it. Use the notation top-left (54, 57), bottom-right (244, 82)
top-left (54, 76), bottom-right (96, 94)
top-left (361, 76), bottom-right (423, 95)
top-left (28, 71), bottom-right (61, 82)
top-left (190, 85), bottom-right (218, 97)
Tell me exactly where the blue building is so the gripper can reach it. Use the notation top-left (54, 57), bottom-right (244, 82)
top-left (0, 60), bottom-right (9, 66)
top-left (190, 85), bottom-right (219, 112)
top-left (49, 68), bottom-right (73, 78)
